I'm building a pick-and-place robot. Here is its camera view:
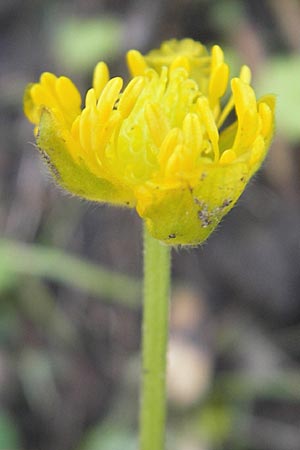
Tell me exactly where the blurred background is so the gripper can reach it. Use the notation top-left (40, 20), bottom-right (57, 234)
top-left (1, 0), bottom-right (300, 449)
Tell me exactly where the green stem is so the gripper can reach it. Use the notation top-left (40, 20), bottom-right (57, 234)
top-left (140, 225), bottom-right (171, 450)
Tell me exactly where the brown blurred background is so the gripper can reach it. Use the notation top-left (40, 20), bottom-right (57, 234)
top-left (1, 0), bottom-right (300, 449)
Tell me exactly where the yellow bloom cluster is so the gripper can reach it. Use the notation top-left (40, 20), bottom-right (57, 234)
top-left (24, 39), bottom-right (275, 245)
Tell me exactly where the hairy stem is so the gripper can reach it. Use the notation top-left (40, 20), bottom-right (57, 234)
top-left (139, 225), bottom-right (171, 450)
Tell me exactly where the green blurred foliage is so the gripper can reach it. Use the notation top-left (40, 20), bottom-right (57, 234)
top-left (257, 55), bottom-right (300, 142)
top-left (0, 239), bottom-right (141, 307)
top-left (80, 424), bottom-right (136, 450)
top-left (210, 0), bottom-right (244, 33)
top-left (0, 412), bottom-right (21, 450)
top-left (52, 17), bottom-right (123, 73)
top-left (198, 403), bottom-right (235, 446)
top-left (19, 348), bottom-right (60, 415)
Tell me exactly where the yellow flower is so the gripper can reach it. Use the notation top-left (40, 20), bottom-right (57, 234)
top-left (23, 39), bottom-right (275, 245)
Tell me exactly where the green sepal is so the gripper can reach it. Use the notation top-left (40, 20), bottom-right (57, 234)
top-left (36, 109), bottom-right (135, 206)
top-left (139, 163), bottom-right (250, 246)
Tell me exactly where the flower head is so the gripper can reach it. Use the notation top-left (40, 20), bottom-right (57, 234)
top-left (24, 39), bottom-right (275, 245)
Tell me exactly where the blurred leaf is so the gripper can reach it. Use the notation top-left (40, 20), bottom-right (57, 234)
top-left (217, 46), bottom-right (242, 79)
top-left (0, 239), bottom-right (141, 307)
top-left (18, 349), bottom-right (60, 415)
top-left (256, 55), bottom-right (300, 142)
top-left (210, 0), bottom-right (243, 33)
top-left (80, 424), bottom-right (136, 450)
top-left (215, 371), bottom-right (300, 401)
top-left (198, 403), bottom-right (234, 446)
top-left (20, 279), bottom-right (79, 346)
top-left (0, 412), bottom-right (21, 450)
top-left (0, 311), bottom-right (22, 343)
top-left (52, 17), bottom-right (123, 72)
top-left (0, 258), bottom-right (17, 292)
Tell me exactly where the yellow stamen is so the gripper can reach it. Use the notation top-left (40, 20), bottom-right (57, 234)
top-left (209, 62), bottom-right (229, 111)
top-left (93, 62), bottom-right (110, 99)
top-left (92, 111), bottom-right (122, 160)
top-left (158, 128), bottom-right (183, 167)
top-left (249, 135), bottom-right (265, 166)
top-left (127, 50), bottom-right (148, 76)
top-left (165, 144), bottom-right (187, 177)
top-left (219, 149), bottom-right (237, 164)
top-left (96, 77), bottom-right (123, 121)
top-left (85, 88), bottom-right (97, 108)
top-left (145, 103), bottom-right (170, 148)
top-left (55, 76), bottom-right (81, 111)
top-left (182, 113), bottom-right (203, 158)
top-left (231, 78), bottom-right (259, 152)
top-left (211, 45), bottom-right (224, 70)
top-left (231, 78), bottom-right (257, 118)
top-left (118, 76), bottom-right (145, 118)
top-left (40, 72), bottom-right (57, 89)
top-left (217, 65), bottom-right (252, 129)
top-left (197, 96), bottom-right (219, 161)
top-left (239, 65), bottom-right (252, 84)
top-left (30, 84), bottom-right (55, 109)
top-left (79, 108), bottom-right (92, 152)
top-left (258, 102), bottom-right (272, 138)
top-left (170, 56), bottom-right (190, 74)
